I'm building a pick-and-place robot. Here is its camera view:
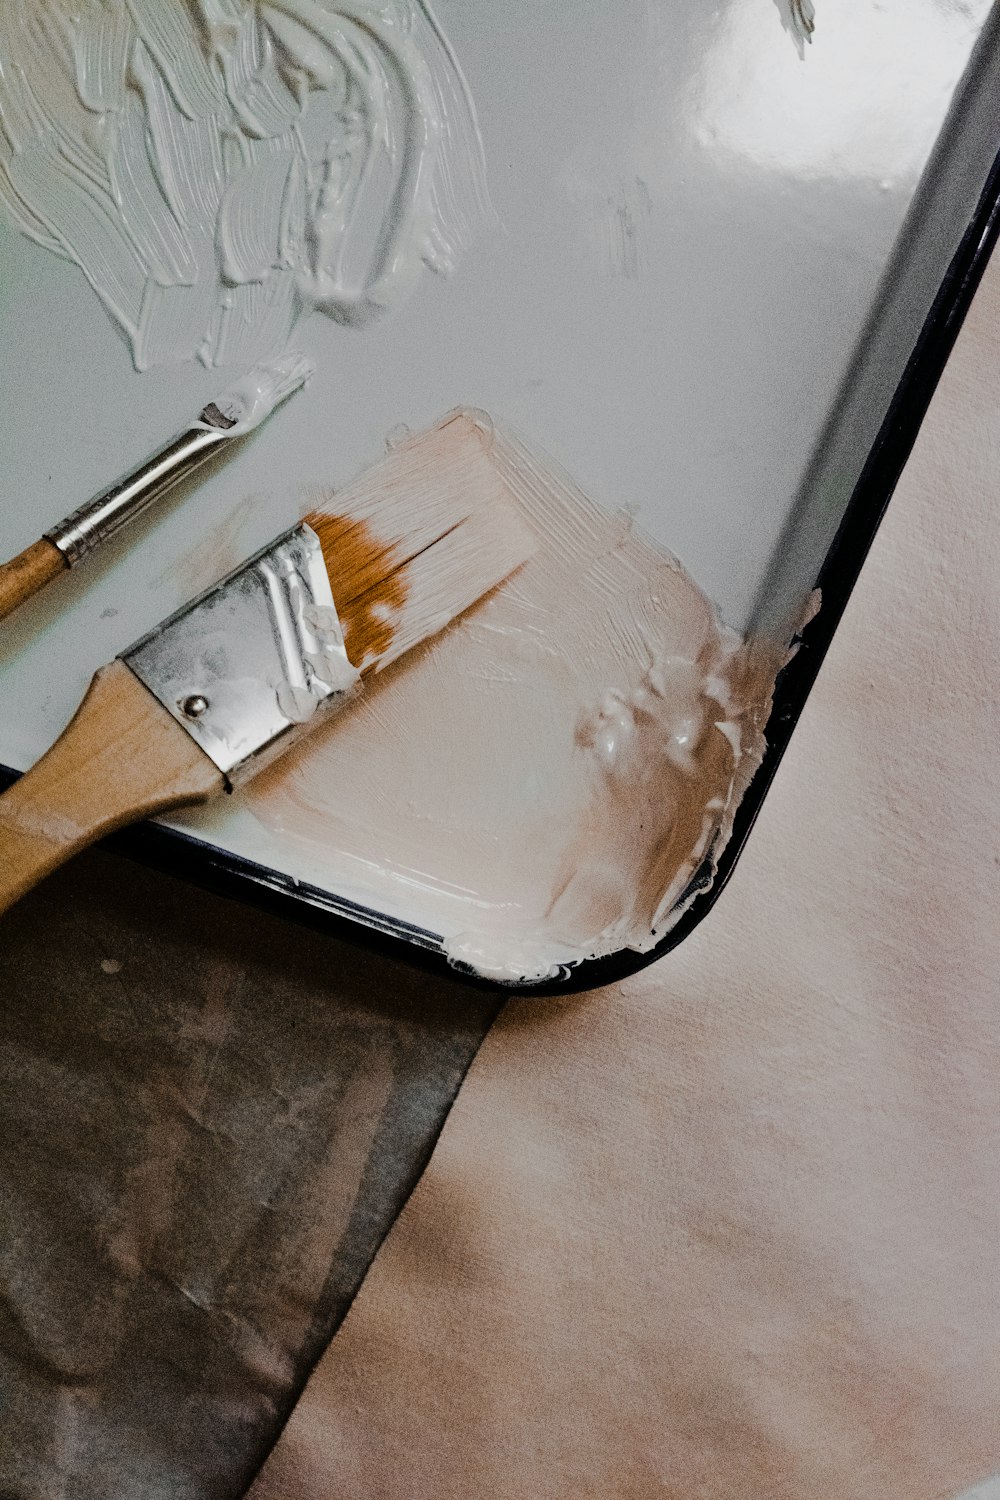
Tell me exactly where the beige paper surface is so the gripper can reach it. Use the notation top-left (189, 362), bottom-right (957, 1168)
top-left (251, 239), bottom-right (1000, 1500)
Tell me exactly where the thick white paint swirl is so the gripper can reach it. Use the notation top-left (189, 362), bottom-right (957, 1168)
top-left (0, 0), bottom-right (490, 369)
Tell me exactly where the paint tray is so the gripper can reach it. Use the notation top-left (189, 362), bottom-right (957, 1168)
top-left (2, 1), bottom-right (999, 988)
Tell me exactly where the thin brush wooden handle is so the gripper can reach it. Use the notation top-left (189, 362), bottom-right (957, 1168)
top-left (0, 538), bottom-right (68, 621)
top-left (0, 660), bottom-right (223, 915)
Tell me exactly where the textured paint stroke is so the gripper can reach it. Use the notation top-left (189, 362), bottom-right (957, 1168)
top-left (0, 0), bottom-right (490, 369)
top-left (791, 0), bottom-right (816, 43)
top-left (245, 411), bottom-right (785, 983)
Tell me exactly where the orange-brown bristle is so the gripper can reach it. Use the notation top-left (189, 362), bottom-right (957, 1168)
top-left (303, 510), bottom-right (409, 673)
top-left (300, 418), bottom-right (538, 679)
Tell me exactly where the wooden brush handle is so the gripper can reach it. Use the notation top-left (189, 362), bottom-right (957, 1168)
top-left (0, 660), bottom-right (223, 915)
top-left (0, 538), bottom-right (68, 621)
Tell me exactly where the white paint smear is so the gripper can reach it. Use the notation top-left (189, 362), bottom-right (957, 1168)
top-left (194, 347), bottom-right (314, 433)
top-left (241, 412), bottom-right (785, 983)
top-left (0, 0), bottom-right (490, 369)
top-left (791, 0), bottom-right (815, 44)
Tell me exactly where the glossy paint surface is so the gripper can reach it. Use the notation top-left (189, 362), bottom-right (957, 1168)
top-left (0, 0), bottom-right (489, 367)
top-left (0, 0), bottom-right (997, 966)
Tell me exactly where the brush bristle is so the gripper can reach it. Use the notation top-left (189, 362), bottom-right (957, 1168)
top-left (305, 465), bottom-right (539, 672)
top-left (200, 350), bottom-right (313, 436)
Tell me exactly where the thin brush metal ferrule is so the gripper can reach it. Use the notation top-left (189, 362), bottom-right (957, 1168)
top-left (121, 524), bottom-right (360, 787)
top-left (44, 404), bottom-right (237, 566)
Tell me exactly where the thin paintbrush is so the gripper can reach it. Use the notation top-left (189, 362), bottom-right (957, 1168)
top-left (0, 477), bottom-right (535, 914)
top-left (0, 351), bottom-right (313, 623)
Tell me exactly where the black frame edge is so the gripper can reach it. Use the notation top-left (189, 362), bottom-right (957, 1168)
top-left (3, 148), bottom-right (999, 998)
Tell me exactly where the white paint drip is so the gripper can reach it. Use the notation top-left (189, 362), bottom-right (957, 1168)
top-left (0, 0), bottom-right (491, 370)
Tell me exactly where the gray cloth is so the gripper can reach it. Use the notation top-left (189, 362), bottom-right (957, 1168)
top-left (0, 848), bottom-right (499, 1500)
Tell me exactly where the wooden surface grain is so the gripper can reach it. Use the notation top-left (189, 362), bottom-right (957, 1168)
top-left (0, 661), bottom-right (222, 914)
top-left (0, 537), bottom-right (66, 622)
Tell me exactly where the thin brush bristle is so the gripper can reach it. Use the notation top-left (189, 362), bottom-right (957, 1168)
top-left (198, 350), bottom-right (314, 436)
top-left (304, 501), bottom-right (535, 673)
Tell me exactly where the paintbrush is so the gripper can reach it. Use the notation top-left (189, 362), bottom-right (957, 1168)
top-left (0, 352), bottom-right (313, 623)
top-left (0, 485), bottom-right (535, 915)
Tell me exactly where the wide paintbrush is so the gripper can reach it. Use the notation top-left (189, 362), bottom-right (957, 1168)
top-left (0, 476), bottom-right (535, 914)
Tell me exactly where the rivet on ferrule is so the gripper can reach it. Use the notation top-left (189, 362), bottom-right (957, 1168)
top-left (180, 694), bottom-right (209, 720)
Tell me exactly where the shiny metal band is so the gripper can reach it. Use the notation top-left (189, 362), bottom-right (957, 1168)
top-left (44, 411), bottom-right (234, 567)
top-left (121, 524), bottom-right (360, 787)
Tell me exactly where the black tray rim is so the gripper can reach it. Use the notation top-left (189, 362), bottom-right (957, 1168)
top-left (4, 145), bottom-right (1000, 997)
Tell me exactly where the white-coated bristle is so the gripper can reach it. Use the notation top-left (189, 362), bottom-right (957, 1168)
top-left (307, 418), bottom-right (510, 568)
top-left (369, 501), bottom-right (537, 672)
top-left (198, 349), bottom-right (314, 436)
top-left (304, 412), bottom-right (538, 672)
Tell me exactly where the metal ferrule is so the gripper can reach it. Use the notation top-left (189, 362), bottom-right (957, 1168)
top-left (121, 524), bottom-right (360, 788)
top-left (44, 403), bottom-right (236, 566)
